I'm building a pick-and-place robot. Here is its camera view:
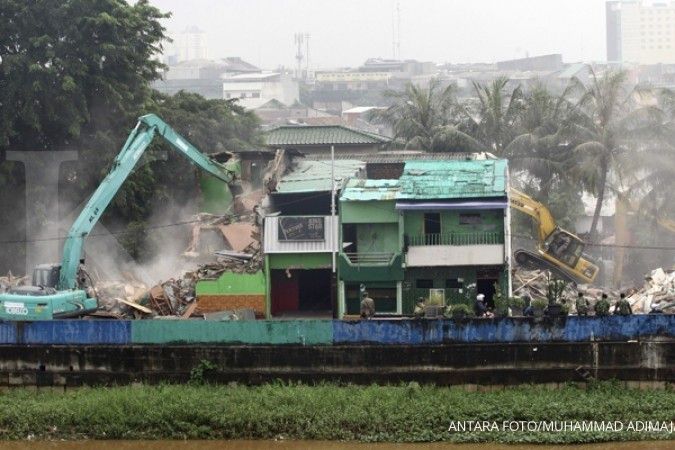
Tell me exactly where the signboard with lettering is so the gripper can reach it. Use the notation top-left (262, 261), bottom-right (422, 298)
top-left (278, 216), bottom-right (325, 241)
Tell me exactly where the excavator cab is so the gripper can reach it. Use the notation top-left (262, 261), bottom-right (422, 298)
top-left (543, 229), bottom-right (585, 268)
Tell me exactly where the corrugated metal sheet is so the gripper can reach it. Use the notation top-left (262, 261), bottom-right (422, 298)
top-left (275, 159), bottom-right (365, 193)
top-left (265, 125), bottom-right (389, 146)
top-left (340, 179), bottom-right (399, 201)
top-left (310, 151), bottom-right (486, 163)
top-left (264, 216), bottom-right (339, 253)
top-left (397, 159), bottom-right (508, 200)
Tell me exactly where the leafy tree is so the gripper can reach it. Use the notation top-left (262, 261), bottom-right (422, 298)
top-left (0, 0), bottom-right (167, 151)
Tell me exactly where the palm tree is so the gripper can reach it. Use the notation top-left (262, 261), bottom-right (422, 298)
top-left (461, 77), bottom-right (525, 154)
top-left (504, 82), bottom-right (577, 200)
top-left (563, 67), bottom-right (660, 240)
top-left (371, 78), bottom-right (488, 153)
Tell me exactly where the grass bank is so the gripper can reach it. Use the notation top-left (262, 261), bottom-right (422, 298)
top-left (0, 382), bottom-right (672, 443)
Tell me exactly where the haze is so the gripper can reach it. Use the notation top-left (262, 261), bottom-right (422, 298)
top-left (149, 0), bottom-right (607, 68)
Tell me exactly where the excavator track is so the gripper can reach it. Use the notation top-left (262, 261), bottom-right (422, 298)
top-left (513, 249), bottom-right (578, 285)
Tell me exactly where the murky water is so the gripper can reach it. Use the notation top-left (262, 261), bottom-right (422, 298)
top-left (0, 441), bottom-right (669, 450)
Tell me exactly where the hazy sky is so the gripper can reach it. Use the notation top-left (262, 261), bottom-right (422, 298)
top-left (150, 0), bottom-right (608, 69)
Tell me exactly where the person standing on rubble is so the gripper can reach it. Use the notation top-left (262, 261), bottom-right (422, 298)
top-left (576, 292), bottom-right (589, 316)
top-left (360, 291), bottom-right (375, 319)
top-left (614, 293), bottom-right (633, 316)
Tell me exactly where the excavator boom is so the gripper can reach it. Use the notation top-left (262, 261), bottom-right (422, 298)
top-left (0, 114), bottom-right (239, 320)
top-left (509, 188), bottom-right (599, 284)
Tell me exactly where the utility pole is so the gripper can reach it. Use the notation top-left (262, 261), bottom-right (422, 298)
top-left (331, 144), bottom-right (336, 274)
top-left (294, 33), bottom-right (304, 79)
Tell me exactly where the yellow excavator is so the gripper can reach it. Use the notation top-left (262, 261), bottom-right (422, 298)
top-left (510, 188), bottom-right (599, 284)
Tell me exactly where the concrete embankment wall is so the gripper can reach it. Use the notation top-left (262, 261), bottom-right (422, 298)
top-left (0, 316), bottom-right (672, 387)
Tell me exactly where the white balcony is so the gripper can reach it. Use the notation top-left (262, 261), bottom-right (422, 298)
top-left (405, 232), bottom-right (505, 267)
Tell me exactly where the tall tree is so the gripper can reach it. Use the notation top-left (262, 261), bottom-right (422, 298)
top-left (461, 77), bottom-right (524, 154)
top-left (0, 0), bottom-right (167, 151)
top-left (565, 68), bottom-right (660, 240)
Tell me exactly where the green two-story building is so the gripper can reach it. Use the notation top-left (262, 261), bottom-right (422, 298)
top-left (337, 159), bottom-right (511, 317)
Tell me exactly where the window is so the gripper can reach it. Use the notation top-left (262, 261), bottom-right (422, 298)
top-left (423, 213), bottom-right (441, 234)
top-left (251, 92), bottom-right (261, 98)
top-left (416, 279), bottom-right (433, 289)
top-left (446, 279), bottom-right (463, 289)
top-left (459, 213), bottom-right (482, 225)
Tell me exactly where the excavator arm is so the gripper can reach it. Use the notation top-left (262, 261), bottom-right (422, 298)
top-left (509, 188), bottom-right (599, 284)
top-left (509, 188), bottom-right (558, 242)
top-left (58, 114), bottom-right (238, 290)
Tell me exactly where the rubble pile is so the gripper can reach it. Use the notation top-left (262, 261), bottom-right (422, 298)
top-left (0, 273), bottom-right (28, 294)
top-left (96, 216), bottom-right (263, 320)
top-left (512, 269), bottom-right (580, 302)
top-left (625, 267), bottom-right (675, 314)
top-left (512, 267), bottom-right (675, 314)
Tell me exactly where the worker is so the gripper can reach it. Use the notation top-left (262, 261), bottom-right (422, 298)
top-left (413, 297), bottom-right (426, 318)
top-left (523, 295), bottom-right (534, 317)
top-left (474, 293), bottom-right (493, 318)
top-left (614, 293), bottom-right (633, 316)
top-left (575, 292), bottom-right (589, 316)
top-left (360, 291), bottom-right (375, 319)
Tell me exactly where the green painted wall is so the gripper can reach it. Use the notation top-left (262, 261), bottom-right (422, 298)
top-left (403, 209), bottom-right (504, 237)
top-left (131, 320), bottom-right (333, 344)
top-left (356, 223), bottom-right (399, 253)
top-left (268, 253), bottom-right (332, 269)
top-left (402, 267), bottom-right (508, 314)
top-left (341, 201), bottom-right (398, 223)
top-left (200, 175), bottom-right (234, 214)
top-left (196, 271), bottom-right (266, 296)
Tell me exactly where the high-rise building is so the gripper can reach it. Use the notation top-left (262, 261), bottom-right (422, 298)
top-left (165, 26), bottom-right (208, 63)
top-left (607, 0), bottom-right (675, 64)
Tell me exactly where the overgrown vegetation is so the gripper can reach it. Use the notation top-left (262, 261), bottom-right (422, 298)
top-left (0, 382), bottom-right (672, 443)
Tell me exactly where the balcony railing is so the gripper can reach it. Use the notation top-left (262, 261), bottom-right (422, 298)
top-left (344, 252), bottom-right (396, 265)
top-left (407, 232), bottom-right (503, 247)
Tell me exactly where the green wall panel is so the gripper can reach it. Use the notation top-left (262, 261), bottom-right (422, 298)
top-left (403, 209), bottom-right (505, 237)
top-left (200, 175), bottom-right (234, 214)
top-left (131, 320), bottom-right (333, 344)
top-left (268, 253), bottom-right (332, 269)
top-left (356, 223), bottom-right (399, 253)
top-left (341, 201), bottom-right (398, 223)
top-left (196, 271), bottom-right (266, 296)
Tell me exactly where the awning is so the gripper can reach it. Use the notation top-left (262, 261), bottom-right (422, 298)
top-left (395, 200), bottom-right (508, 210)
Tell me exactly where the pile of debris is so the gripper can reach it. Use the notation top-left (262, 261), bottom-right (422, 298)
top-left (624, 267), bottom-right (675, 314)
top-left (512, 267), bottom-right (675, 314)
top-left (512, 269), bottom-right (580, 302)
top-left (96, 215), bottom-right (263, 320)
top-left (0, 273), bottom-right (28, 294)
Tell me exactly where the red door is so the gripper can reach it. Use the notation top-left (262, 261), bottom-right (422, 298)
top-left (271, 270), bottom-right (299, 315)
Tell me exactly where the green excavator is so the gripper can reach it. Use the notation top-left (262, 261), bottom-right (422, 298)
top-left (0, 114), bottom-right (240, 320)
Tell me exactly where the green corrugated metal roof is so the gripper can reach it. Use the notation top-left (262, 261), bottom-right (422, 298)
top-left (340, 179), bottom-right (400, 201)
top-left (275, 159), bottom-right (365, 193)
top-left (265, 125), bottom-right (390, 146)
top-left (397, 160), bottom-right (508, 200)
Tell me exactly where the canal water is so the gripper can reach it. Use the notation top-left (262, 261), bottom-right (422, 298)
top-left (0, 441), bottom-right (670, 450)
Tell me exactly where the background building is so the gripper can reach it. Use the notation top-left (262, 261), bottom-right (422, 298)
top-left (607, 0), bottom-right (675, 64)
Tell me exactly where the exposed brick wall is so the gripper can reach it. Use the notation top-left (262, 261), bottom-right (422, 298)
top-left (367, 163), bottom-right (404, 179)
top-left (196, 295), bottom-right (266, 317)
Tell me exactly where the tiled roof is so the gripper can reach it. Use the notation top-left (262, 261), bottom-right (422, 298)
top-left (274, 159), bottom-right (366, 193)
top-left (265, 125), bottom-right (390, 147)
top-left (397, 160), bottom-right (508, 200)
top-left (340, 179), bottom-right (400, 201)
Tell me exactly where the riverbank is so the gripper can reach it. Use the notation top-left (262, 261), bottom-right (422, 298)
top-left (0, 382), bottom-right (672, 443)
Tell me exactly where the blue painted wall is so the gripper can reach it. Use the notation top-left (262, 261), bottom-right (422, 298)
top-left (0, 315), bottom-right (672, 345)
